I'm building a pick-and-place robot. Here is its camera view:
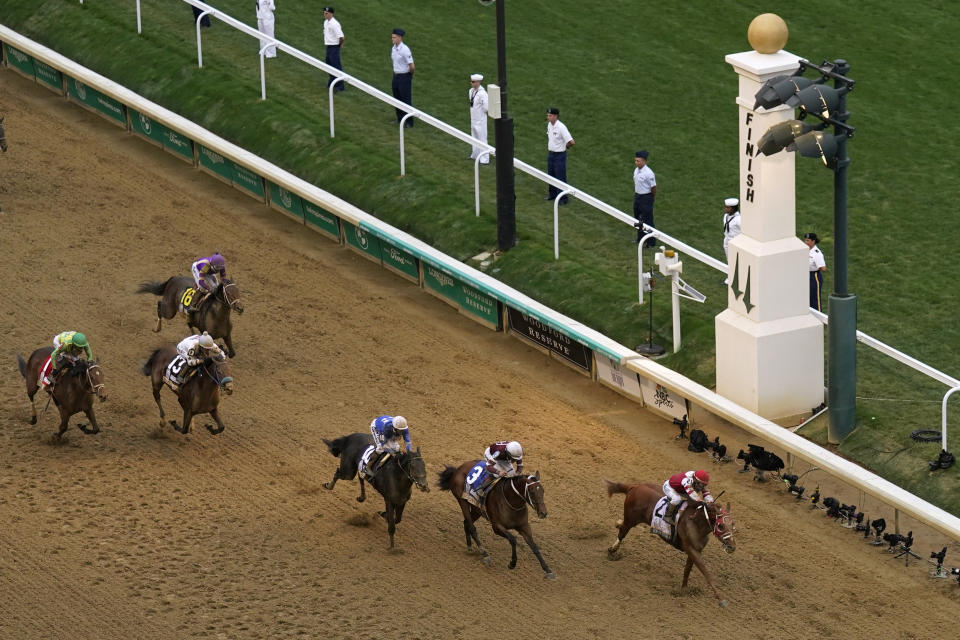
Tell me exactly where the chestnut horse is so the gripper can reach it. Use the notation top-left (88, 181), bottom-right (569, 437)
top-left (17, 347), bottom-right (107, 438)
top-left (438, 461), bottom-right (555, 579)
top-left (141, 345), bottom-right (234, 435)
top-left (605, 481), bottom-right (736, 607)
top-left (137, 276), bottom-right (243, 357)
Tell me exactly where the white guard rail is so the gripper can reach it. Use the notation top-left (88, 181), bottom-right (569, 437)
top-left (5, 22), bottom-right (960, 542)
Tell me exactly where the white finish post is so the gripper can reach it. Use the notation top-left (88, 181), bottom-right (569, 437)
top-left (715, 46), bottom-right (825, 420)
top-left (136, 0), bottom-right (142, 34)
top-left (671, 272), bottom-right (681, 352)
top-left (258, 49), bottom-right (267, 100)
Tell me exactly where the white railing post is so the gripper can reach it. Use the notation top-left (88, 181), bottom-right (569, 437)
top-left (328, 75), bottom-right (347, 138)
top-left (136, 0), bottom-right (142, 34)
top-left (553, 188), bottom-right (575, 260)
top-left (196, 11), bottom-right (213, 68)
top-left (671, 270), bottom-right (681, 352)
top-left (474, 152), bottom-right (492, 217)
top-left (636, 231), bottom-right (659, 303)
top-left (257, 43), bottom-right (276, 100)
top-left (941, 386), bottom-right (960, 452)
top-left (399, 113), bottom-right (415, 175)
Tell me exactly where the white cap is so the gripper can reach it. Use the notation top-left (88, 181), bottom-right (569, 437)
top-left (198, 332), bottom-right (216, 349)
top-left (506, 441), bottom-right (523, 459)
top-left (470, 73), bottom-right (483, 82)
top-left (724, 197), bottom-right (739, 207)
top-left (392, 416), bottom-right (408, 430)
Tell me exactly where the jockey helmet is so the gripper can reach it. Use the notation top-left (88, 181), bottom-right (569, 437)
top-left (506, 441), bottom-right (523, 460)
top-left (392, 416), bottom-right (409, 431)
top-left (210, 253), bottom-right (225, 268)
top-left (694, 469), bottom-right (710, 484)
top-left (71, 332), bottom-right (88, 347)
top-left (198, 333), bottom-right (216, 350)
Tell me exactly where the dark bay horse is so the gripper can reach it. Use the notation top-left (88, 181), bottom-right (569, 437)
top-left (606, 481), bottom-right (736, 607)
top-left (438, 461), bottom-right (555, 579)
top-left (137, 276), bottom-right (243, 357)
top-left (322, 433), bottom-right (429, 549)
top-left (142, 345), bottom-right (234, 435)
top-left (17, 346), bottom-right (107, 438)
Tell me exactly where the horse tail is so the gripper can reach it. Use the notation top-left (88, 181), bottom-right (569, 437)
top-left (142, 348), bottom-right (163, 376)
top-left (437, 466), bottom-right (457, 491)
top-left (323, 436), bottom-right (348, 458)
top-left (16, 354), bottom-right (27, 379)
top-left (605, 480), bottom-right (633, 498)
top-left (136, 279), bottom-right (171, 296)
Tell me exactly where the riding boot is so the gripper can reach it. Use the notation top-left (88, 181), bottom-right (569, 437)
top-left (665, 500), bottom-right (681, 525)
top-left (365, 454), bottom-right (380, 481)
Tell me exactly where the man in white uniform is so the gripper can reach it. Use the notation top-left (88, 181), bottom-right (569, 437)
top-left (722, 197), bottom-right (741, 284)
top-left (468, 73), bottom-right (489, 164)
top-left (256, 0), bottom-right (276, 59)
top-left (390, 28), bottom-right (415, 127)
top-left (323, 6), bottom-right (345, 92)
top-left (545, 108), bottom-right (574, 204)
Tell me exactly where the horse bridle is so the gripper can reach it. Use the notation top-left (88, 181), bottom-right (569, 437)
top-left (396, 452), bottom-right (427, 490)
top-left (85, 363), bottom-right (105, 396)
top-left (501, 475), bottom-right (540, 512)
top-left (699, 504), bottom-right (735, 549)
top-left (219, 282), bottom-right (242, 310)
top-left (201, 361), bottom-right (233, 389)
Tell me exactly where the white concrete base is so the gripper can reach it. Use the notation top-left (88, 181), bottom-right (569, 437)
top-left (715, 309), bottom-right (824, 419)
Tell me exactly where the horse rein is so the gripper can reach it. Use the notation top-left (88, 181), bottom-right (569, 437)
top-left (502, 475), bottom-right (539, 511)
top-left (201, 361), bottom-right (233, 389)
top-left (696, 503), bottom-right (735, 547)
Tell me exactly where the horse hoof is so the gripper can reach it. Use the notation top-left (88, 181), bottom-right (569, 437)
top-left (378, 511), bottom-right (386, 520)
top-left (607, 550), bottom-right (622, 561)
top-left (356, 496), bottom-right (365, 503)
top-left (508, 562), bottom-right (517, 570)
top-left (481, 555), bottom-right (492, 567)
top-left (544, 572), bottom-right (557, 580)
top-left (29, 417), bottom-right (37, 425)
top-left (322, 482), bottom-right (334, 490)
top-left (719, 599), bottom-right (728, 608)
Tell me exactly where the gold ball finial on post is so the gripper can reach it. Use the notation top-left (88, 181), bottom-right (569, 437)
top-left (748, 13), bottom-right (789, 54)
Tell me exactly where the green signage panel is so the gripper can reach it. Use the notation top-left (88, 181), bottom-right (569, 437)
top-left (379, 237), bottom-right (420, 283)
top-left (423, 261), bottom-right (501, 329)
top-left (198, 144), bottom-right (233, 183)
top-left (4, 44), bottom-right (35, 77)
top-left (33, 60), bottom-right (62, 91)
top-left (232, 163), bottom-right (265, 200)
top-left (129, 108), bottom-right (166, 147)
top-left (162, 128), bottom-right (193, 161)
top-left (268, 182), bottom-right (304, 221)
top-left (342, 220), bottom-right (382, 261)
top-left (66, 77), bottom-right (125, 125)
top-left (303, 201), bottom-right (340, 239)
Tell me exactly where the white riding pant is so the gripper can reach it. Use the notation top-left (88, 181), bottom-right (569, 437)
top-left (192, 265), bottom-right (220, 293)
top-left (663, 480), bottom-right (685, 505)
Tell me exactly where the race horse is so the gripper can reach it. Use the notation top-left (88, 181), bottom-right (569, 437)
top-left (16, 346), bottom-right (106, 438)
top-left (605, 480), bottom-right (736, 607)
top-left (136, 276), bottom-right (243, 357)
top-left (322, 433), bottom-right (429, 549)
top-left (437, 461), bottom-right (555, 579)
top-left (141, 345), bottom-right (234, 435)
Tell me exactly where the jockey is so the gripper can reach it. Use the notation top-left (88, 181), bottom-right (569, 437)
top-left (43, 331), bottom-right (93, 389)
top-left (191, 253), bottom-right (227, 306)
top-left (166, 332), bottom-right (226, 392)
top-left (663, 470), bottom-right (714, 523)
top-left (364, 415), bottom-right (412, 479)
top-left (472, 441), bottom-right (523, 499)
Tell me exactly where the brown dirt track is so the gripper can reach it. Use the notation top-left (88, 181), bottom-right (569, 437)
top-left (2, 70), bottom-right (959, 639)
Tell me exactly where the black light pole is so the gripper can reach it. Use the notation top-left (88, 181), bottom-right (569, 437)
top-left (492, 0), bottom-right (516, 251)
top-left (755, 59), bottom-right (857, 443)
top-left (826, 59), bottom-right (857, 443)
